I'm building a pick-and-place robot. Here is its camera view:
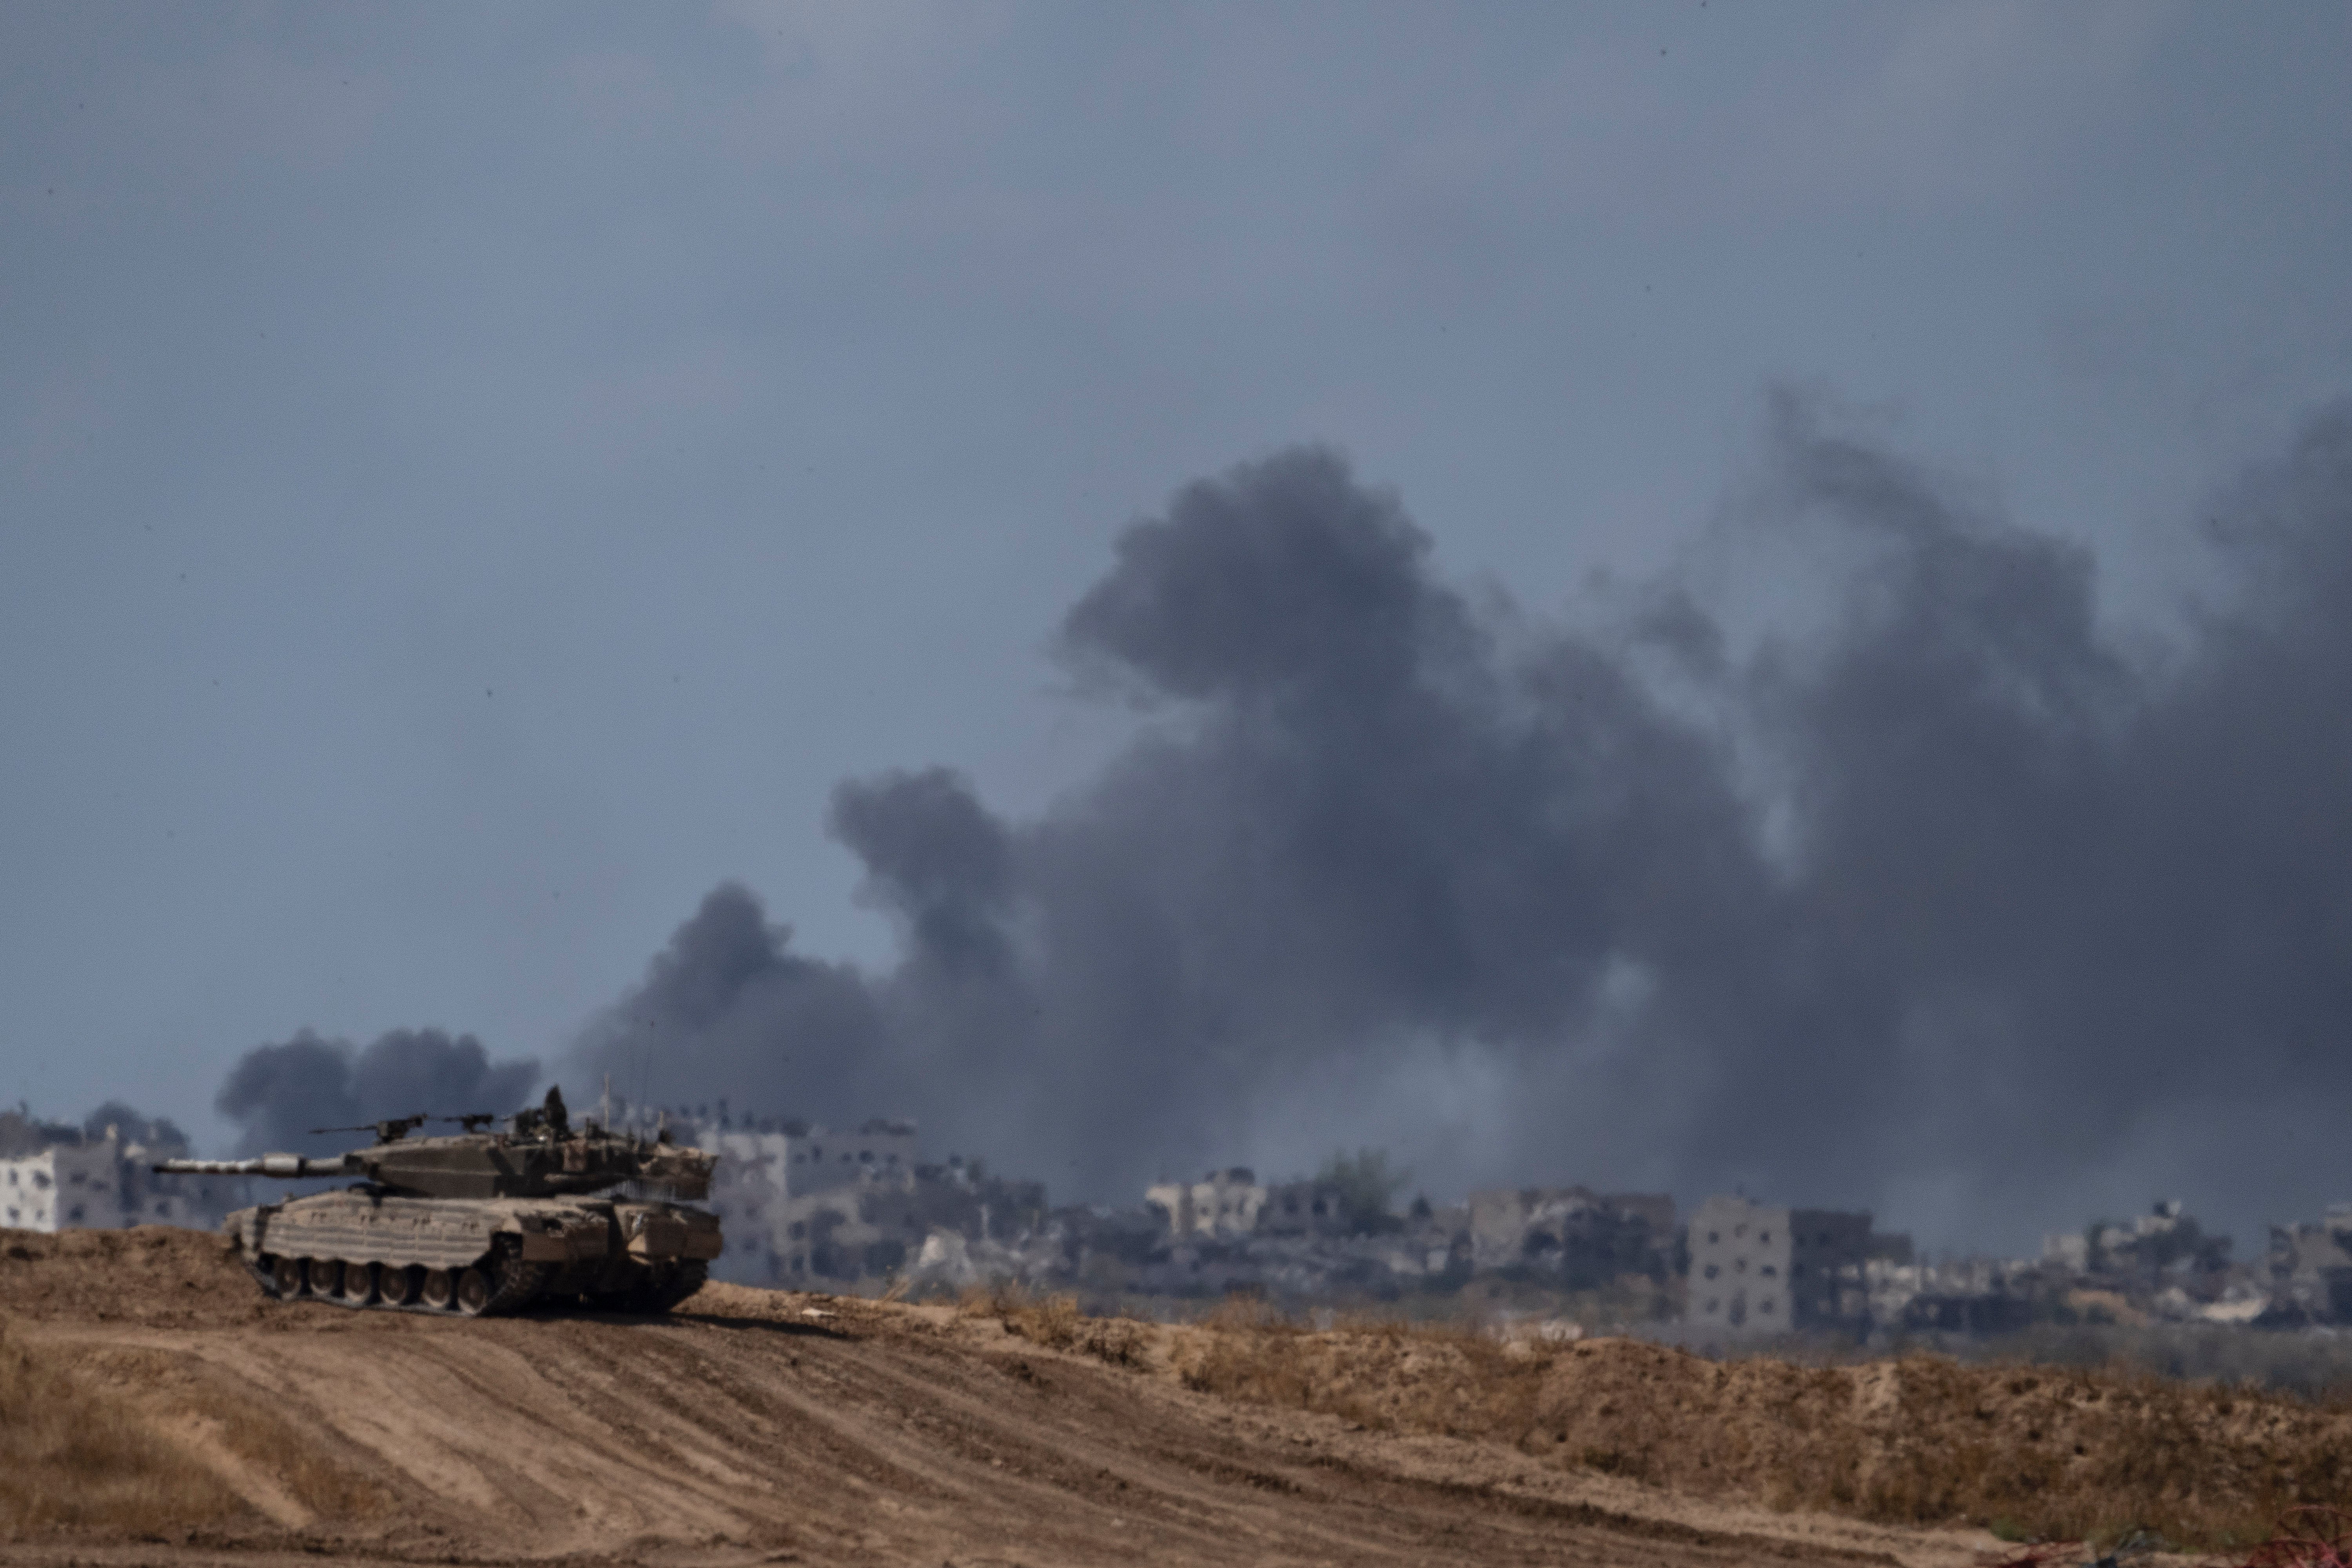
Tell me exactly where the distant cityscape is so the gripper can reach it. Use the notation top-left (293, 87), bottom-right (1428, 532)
top-left (7, 1098), bottom-right (2348, 1338)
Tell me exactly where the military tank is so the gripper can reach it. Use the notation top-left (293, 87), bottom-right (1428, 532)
top-left (154, 1087), bottom-right (722, 1317)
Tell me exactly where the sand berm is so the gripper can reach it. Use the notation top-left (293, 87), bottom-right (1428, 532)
top-left (4, 1227), bottom-right (2349, 1567)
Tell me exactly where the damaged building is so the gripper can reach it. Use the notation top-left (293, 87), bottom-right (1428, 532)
top-left (1684, 1194), bottom-right (1909, 1339)
top-left (0, 1108), bottom-right (238, 1233)
top-left (694, 1117), bottom-right (918, 1280)
top-left (381, 1096), bottom-right (2352, 1332)
top-left (679, 1111), bottom-right (1044, 1285)
top-left (1145, 1169), bottom-right (1356, 1241)
top-left (2040, 1200), bottom-right (2230, 1278)
top-left (1466, 1187), bottom-right (1677, 1285)
top-left (2266, 1204), bottom-right (2352, 1323)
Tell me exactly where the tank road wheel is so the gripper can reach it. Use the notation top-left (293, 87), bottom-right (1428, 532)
top-left (268, 1255), bottom-right (302, 1298)
top-left (454, 1243), bottom-right (551, 1319)
top-left (454, 1267), bottom-right (493, 1316)
top-left (341, 1261), bottom-right (378, 1307)
top-left (378, 1265), bottom-right (419, 1308)
top-left (304, 1257), bottom-right (342, 1298)
top-left (420, 1268), bottom-right (456, 1311)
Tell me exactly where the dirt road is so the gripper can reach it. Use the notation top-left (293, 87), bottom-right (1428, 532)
top-left (2, 1230), bottom-right (2009, 1567)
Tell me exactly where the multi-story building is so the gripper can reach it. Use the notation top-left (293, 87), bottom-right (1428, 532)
top-left (2, 1140), bottom-right (123, 1230)
top-left (681, 1116), bottom-right (1049, 1285)
top-left (2269, 1204), bottom-right (2352, 1321)
top-left (1145, 1168), bottom-right (1269, 1239)
top-left (1257, 1178), bottom-right (1354, 1238)
top-left (695, 1119), bottom-right (918, 1209)
top-left (691, 1119), bottom-right (922, 1283)
top-left (1684, 1194), bottom-right (1881, 1338)
top-left (0, 1125), bottom-right (236, 1233)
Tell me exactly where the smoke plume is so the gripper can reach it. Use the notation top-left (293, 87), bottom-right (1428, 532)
top-left (216, 1028), bottom-right (539, 1156)
top-left (574, 395), bottom-right (2352, 1247)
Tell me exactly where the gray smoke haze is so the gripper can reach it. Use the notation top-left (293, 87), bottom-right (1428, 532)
top-left (573, 396), bottom-right (2352, 1246)
top-left (216, 1028), bottom-right (539, 1156)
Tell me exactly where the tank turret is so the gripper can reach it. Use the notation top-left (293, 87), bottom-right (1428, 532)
top-left (154, 1087), bottom-right (721, 1318)
top-left (157, 1114), bottom-right (715, 1201)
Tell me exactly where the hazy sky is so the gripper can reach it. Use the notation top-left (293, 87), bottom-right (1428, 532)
top-left (5, 4), bottom-right (2348, 1249)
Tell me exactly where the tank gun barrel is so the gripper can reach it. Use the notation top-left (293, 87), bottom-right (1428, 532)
top-left (152, 1153), bottom-right (356, 1179)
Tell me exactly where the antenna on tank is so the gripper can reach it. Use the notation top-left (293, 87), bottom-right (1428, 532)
top-left (602, 1073), bottom-right (612, 1132)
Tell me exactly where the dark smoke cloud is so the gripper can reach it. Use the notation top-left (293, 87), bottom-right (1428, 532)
top-left (82, 1100), bottom-right (188, 1151)
top-left (217, 1028), bottom-right (539, 1156)
top-left (573, 884), bottom-right (888, 1129)
top-left (573, 397), bottom-right (2352, 1247)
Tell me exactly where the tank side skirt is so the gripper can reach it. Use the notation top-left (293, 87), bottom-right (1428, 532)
top-left (249, 1210), bottom-right (497, 1271)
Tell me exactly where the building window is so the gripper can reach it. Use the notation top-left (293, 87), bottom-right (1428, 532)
top-left (1704, 1299), bottom-right (1718, 1314)
top-left (1703, 1264), bottom-right (1719, 1279)
top-left (1707, 1231), bottom-right (1719, 1244)
top-left (1761, 1265), bottom-right (1777, 1278)
top-left (1759, 1231), bottom-right (1770, 1243)
top-left (1760, 1298), bottom-right (1776, 1314)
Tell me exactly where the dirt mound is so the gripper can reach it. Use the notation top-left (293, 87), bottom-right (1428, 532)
top-left (0, 1225), bottom-right (264, 1328)
top-left (1, 1243), bottom-right (1996, 1568)
top-left (22, 1236), bottom-right (2340, 1563)
top-left (1163, 1315), bottom-right (2352, 1549)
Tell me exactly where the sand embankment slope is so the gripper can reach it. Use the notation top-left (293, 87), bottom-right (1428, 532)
top-left (0, 1227), bottom-right (2236, 1567)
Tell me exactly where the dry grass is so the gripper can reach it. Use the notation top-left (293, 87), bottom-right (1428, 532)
top-left (142, 1354), bottom-right (385, 1522)
top-left (0, 1312), bottom-right (240, 1536)
top-left (1163, 1311), bottom-right (2352, 1552)
top-left (962, 1286), bottom-right (1150, 1368)
top-left (0, 1308), bottom-right (380, 1537)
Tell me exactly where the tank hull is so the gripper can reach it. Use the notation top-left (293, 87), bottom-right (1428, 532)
top-left (225, 1189), bottom-right (722, 1316)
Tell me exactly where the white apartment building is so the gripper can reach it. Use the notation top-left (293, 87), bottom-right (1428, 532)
top-left (694, 1120), bottom-right (923, 1283)
top-left (2, 1140), bottom-right (120, 1230)
top-left (697, 1120), bottom-right (918, 1207)
top-left (1, 1133), bottom-right (225, 1232)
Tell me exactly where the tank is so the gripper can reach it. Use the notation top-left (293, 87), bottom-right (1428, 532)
top-left (153, 1087), bottom-right (722, 1317)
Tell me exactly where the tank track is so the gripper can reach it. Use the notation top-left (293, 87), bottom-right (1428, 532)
top-left (250, 1244), bottom-right (552, 1318)
top-left (249, 1248), bottom-right (700, 1318)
